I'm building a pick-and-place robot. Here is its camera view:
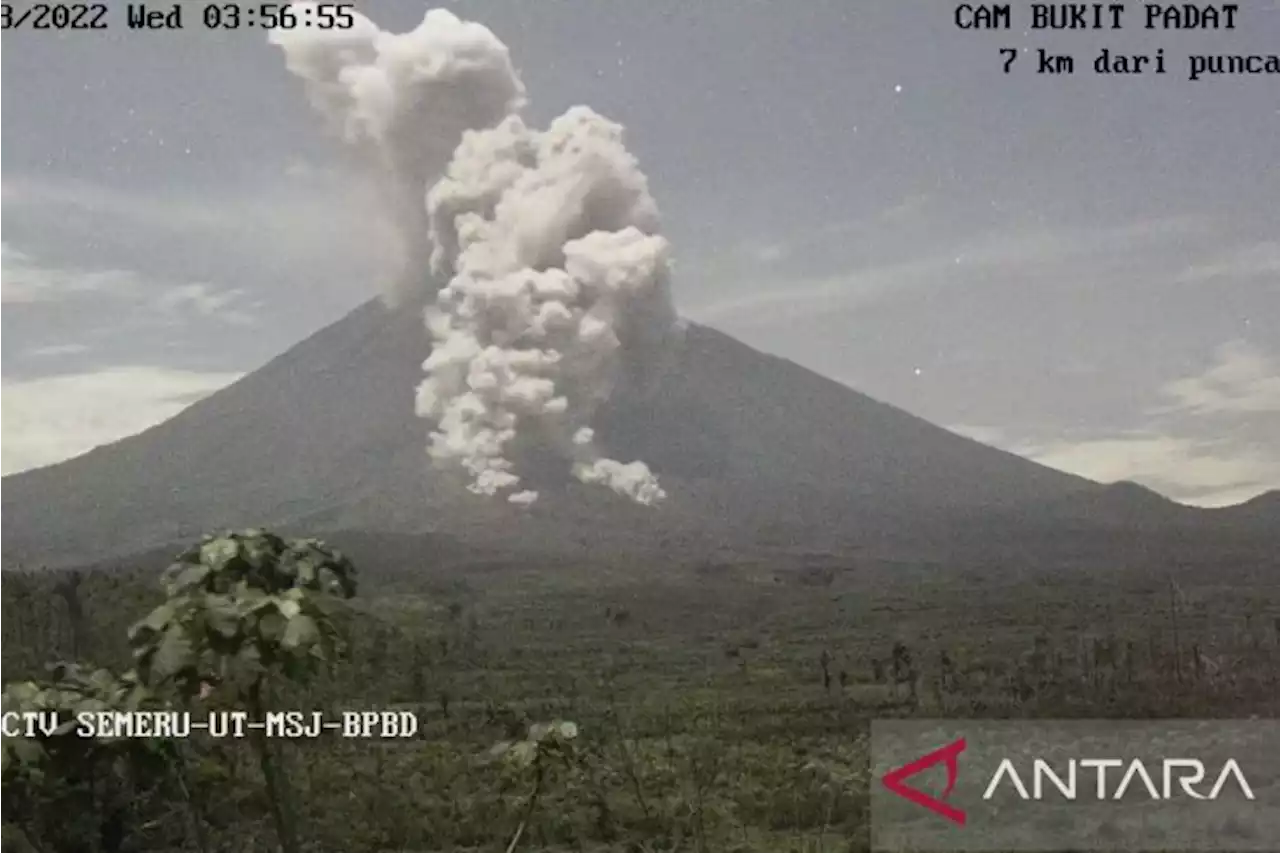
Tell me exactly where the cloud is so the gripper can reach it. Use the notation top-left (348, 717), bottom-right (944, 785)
top-left (1, 172), bottom-right (397, 291)
top-left (752, 244), bottom-right (787, 263)
top-left (2, 176), bottom-right (236, 234)
top-left (2, 242), bottom-right (257, 326)
top-left (947, 423), bottom-right (1011, 447)
top-left (877, 193), bottom-right (933, 226)
top-left (685, 254), bottom-right (952, 326)
top-left (951, 215), bottom-right (1205, 269)
top-left (684, 215), bottom-right (1207, 326)
top-left (1, 367), bottom-right (242, 475)
top-left (1156, 340), bottom-right (1280, 416)
top-left (25, 344), bottom-right (91, 358)
top-left (154, 283), bottom-right (258, 326)
top-left (1, 242), bottom-right (144, 303)
top-left (1018, 432), bottom-right (1279, 507)
top-left (1176, 241), bottom-right (1280, 284)
top-left (951, 422), bottom-right (1278, 507)
top-left (3, 173), bottom-right (331, 236)
top-left (949, 341), bottom-right (1280, 507)
top-left (733, 193), bottom-right (937, 267)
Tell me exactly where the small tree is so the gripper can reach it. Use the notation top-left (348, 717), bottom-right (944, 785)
top-left (490, 720), bottom-right (580, 853)
top-left (128, 529), bottom-right (358, 853)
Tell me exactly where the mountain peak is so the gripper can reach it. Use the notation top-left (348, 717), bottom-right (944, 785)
top-left (1102, 480), bottom-right (1178, 505)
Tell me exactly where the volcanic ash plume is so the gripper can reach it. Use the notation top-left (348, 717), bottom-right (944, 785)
top-left (417, 109), bottom-right (676, 505)
top-left (269, 4), bottom-right (526, 302)
top-left (273, 8), bottom-right (676, 506)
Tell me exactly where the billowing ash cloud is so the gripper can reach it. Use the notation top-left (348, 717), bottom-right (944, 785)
top-left (419, 110), bottom-right (676, 505)
top-left (269, 4), bottom-right (526, 302)
top-left (272, 6), bottom-right (678, 506)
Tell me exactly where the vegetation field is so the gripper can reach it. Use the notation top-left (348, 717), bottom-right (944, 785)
top-left (3, 527), bottom-right (1278, 852)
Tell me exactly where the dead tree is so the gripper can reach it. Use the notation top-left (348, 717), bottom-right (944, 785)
top-left (891, 642), bottom-right (917, 702)
top-left (1091, 636), bottom-right (1117, 692)
top-left (939, 650), bottom-right (956, 692)
top-left (1026, 635), bottom-right (1050, 687)
top-left (53, 571), bottom-right (86, 659)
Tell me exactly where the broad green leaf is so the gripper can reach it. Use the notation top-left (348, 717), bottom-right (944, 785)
top-left (172, 562), bottom-right (211, 590)
top-left (508, 741), bottom-right (537, 769)
top-left (235, 582), bottom-right (266, 603)
top-left (88, 669), bottom-right (117, 693)
top-left (239, 534), bottom-right (272, 570)
top-left (205, 599), bottom-right (241, 639)
top-left (277, 554), bottom-right (299, 579)
top-left (248, 595), bottom-right (280, 614)
top-left (258, 612), bottom-right (286, 643)
top-left (138, 602), bottom-right (177, 633)
top-left (4, 682), bottom-right (42, 706)
top-left (281, 614), bottom-right (319, 651)
top-left (278, 599), bottom-right (302, 620)
top-left (201, 538), bottom-right (241, 573)
top-left (153, 626), bottom-right (194, 681)
top-left (310, 596), bottom-right (338, 616)
top-left (4, 735), bottom-right (45, 768)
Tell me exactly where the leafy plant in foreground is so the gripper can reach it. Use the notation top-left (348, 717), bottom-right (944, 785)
top-left (128, 529), bottom-right (358, 853)
top-left (1, 663), bottom-right (177, 852)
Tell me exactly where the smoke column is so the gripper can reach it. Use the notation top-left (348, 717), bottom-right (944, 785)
top-left (272, 5), bottom-right (677, 505)
top-left (269, 4), bottom-right (526, 303)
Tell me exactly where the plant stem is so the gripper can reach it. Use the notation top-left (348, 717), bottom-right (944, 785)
top-left (248, 679), bottom-right (301, 853)
top-left (505, 757), bottom-right (545, 853)
top-left (171, 745), bottom-right (212, 853)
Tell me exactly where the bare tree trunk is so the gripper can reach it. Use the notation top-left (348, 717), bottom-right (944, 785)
top-left (247, 680), bottom-right (300, 853)
top-left (1169, 581), bottom-right (1183, 684)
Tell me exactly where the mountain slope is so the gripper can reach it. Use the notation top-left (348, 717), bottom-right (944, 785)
top-left (1210, 489), bottom-right (1280, 525)
top-left (4, 300), bottom-right (1109, 567)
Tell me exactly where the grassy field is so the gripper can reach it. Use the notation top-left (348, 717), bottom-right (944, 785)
top-left (3, 531), bottom-right (1279, 851)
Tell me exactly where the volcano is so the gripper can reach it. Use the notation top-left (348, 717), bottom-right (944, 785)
top-left (1, 296), bottom-right (1159, 569)
top-left (9, 7), bottom-right (1273, 572)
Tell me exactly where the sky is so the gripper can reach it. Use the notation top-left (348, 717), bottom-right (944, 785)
top-left (2, 0), bottom-right (1277, 506)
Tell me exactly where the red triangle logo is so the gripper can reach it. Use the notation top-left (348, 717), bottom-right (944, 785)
top-left (880, 737), bottom-right (967, 826)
